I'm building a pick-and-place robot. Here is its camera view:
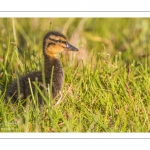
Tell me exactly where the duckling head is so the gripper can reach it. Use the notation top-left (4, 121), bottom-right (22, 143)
top-left (43, 31), bottom-right (78, 58)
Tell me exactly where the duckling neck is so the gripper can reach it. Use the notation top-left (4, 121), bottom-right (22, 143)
top-left (44, 55), bottom-right (63, 76)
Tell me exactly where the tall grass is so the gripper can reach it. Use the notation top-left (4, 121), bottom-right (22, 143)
top-left (0, 18), bottom-right (150, 132)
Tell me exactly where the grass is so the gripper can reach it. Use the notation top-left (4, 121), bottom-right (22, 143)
top-left (0, 18), bottom-right (150, 132)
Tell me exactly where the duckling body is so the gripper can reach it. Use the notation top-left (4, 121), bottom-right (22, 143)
top-left (6, 31), bottom-right (78, 103)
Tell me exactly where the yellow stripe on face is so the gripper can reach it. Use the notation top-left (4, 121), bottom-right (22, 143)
top-left (50, 35), bottom-right (66, 43)
top-left (45, 38), bottom-right (66, 48)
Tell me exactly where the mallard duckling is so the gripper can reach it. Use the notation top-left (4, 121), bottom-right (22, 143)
top-left (6, 31), bottom-right (78, 103)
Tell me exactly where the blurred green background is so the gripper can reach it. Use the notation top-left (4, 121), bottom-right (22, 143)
top-left (1, 18), bottom-right (150, 64)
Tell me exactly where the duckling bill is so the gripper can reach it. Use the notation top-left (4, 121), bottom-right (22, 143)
top-left (6, 31), bottom-right (78, 103)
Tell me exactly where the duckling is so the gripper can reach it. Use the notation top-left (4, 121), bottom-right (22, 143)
top-left (6, 31), bottom-right (78, 104)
